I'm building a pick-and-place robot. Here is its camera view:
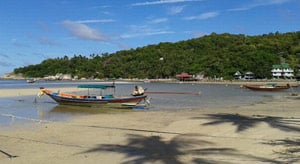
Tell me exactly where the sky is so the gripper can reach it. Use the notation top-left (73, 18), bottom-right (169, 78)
top-left (0, 0), bottom-right (299, 76)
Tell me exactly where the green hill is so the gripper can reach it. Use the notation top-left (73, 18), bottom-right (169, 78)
top-left (14, 31), bottom-right (300, 80)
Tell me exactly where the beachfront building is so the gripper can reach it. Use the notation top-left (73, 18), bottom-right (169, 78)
top-left (176, 72), bottom-right (195, 81)
top-left (244, 71), bottom-right (254, 80)
top-left (271, 64), bottom-right (294, 79)
top-left (233, 71), bottom-right (242, 80)
top-left (194, 73), bottom-right (205, 81)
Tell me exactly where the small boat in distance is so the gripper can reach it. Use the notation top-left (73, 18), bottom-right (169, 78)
top-left (242, 83), bottom-right (290, 91)
top-left (38, 84), bottom-right (148, 109)
top-left (26, 78), bottom-right (37, 83)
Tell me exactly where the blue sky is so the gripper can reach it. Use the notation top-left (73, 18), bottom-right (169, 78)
top-left (0, 0), bottom-right (299, 76)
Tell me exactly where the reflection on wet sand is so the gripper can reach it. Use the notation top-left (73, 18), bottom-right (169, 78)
top-left (49, 105), bottom-right (134, 115)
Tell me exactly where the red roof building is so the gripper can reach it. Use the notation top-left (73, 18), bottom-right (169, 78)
top-left (176, 72), bottom-right (194, 81)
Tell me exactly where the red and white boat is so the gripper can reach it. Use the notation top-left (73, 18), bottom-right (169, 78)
top-left (242, 83), bottom-right (290, 91)
top-left (38, 84), bottom-right (148, 108)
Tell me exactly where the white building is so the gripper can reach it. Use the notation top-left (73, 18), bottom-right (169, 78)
top-left (271, 64), bottom-right (294, 79)
top-left (233, 71), bottom-right (242, 79)
top-left (244, 71), bottom-right (254, 80)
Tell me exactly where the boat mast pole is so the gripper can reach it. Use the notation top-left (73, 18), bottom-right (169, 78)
top-left (113, 81), bottom-right (115, 95)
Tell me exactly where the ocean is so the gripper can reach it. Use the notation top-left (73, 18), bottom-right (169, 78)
top-left (0, 80), bottom-right (297, 127)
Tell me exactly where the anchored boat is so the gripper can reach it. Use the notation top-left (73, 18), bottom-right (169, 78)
top-left (38, 84), bottom-right (148, 108)
top-left (242, 83), bottom-right (290, 91)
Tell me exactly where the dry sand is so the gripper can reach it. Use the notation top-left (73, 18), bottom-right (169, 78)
top-left (0, 87), bottom-right (81, 98)
top-left (0, 88), bottom-right (300, 163)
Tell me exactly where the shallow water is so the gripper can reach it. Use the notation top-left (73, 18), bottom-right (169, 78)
top-left (0, 80), bottom-right (298, 127)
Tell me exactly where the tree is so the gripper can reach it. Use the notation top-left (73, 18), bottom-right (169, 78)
top-left (13, 31), bottom-right (300, 79)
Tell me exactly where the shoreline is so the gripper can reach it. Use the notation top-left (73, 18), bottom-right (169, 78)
top-left (0, 86), bottom-right (300, 163)
top-left (1, 77), bottom-right (299, 85)
top-left (165, 79), bottom-right (299, 87)
top-left (1, 96), bottom-right (299, 163)
top-left (0, 79), bottom-right (298, 98)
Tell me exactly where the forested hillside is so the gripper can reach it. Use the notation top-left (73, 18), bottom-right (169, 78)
top-left (14, 31), bottom-right (300, 80)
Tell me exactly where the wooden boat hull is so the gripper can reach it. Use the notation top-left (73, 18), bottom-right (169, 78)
top-left (243, 85), bottom-right (290, 91)
top-left (40, 89), bottom-right (147, 108)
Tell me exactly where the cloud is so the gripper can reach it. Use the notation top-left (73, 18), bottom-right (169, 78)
top-left (228, 0), bottom-right (292, 11)
top-left (62, 20), bottom-right (108, 41)
top-left (185, 31), bottom-right (207, 38)
top-left (148, 18), bottom-right (168, 24)
top-left (75, 19), bottom-right (115, 24)
top-left (121, 25), bottom-right (174, 38)
top-left (38, 36), bottom-right (59, 46)
top-left (121, 31), bottom-right (173, 38)
top-left (168, 5), bottom-right (185, 15)
top-left (255, 0), bottom-right (291, 5)
top-left (102, 11), bottom-right (113, 16)
top-left (91, 5), bottom-right (111, 9)
top-left (184, 11), bottom-right (219, 20)
top-left (132, 0), bottom-right (203, 6)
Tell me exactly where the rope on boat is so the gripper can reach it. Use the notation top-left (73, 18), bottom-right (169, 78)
top-left (0, 113), bottom-right (51, 124)
top-left (144, 91), bottom-right (201, 95)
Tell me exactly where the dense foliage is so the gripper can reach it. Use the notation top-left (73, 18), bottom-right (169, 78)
top-left (14, 32), bottom-right (300, 80)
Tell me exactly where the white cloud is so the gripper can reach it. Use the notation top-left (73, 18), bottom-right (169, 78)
top-left (228, 0), bottom-right (292, 11)
top-left (168, 5), bottom-right (185, 15)
top-left (184, 11), bottom-right (219, 20)
top-left (185, 31), bottom-right (207, 38)
top-left (91, 5), bottom-right (111, 9)
top-left (121, 31), bottom-right (173, 38)
top-left (148, 18), bottom-right (168, 24)
top-left (62, 20), bottom-right (108, 41)
top-left (132, 0), bottom-right (203, 6)
top-left (228, 7), bottom-right (251, 12)
top-left (255, 0), bottom-right (291, 5)
top-left (121, 25), bottom-right (174, 38)
top-left (75, 19), bottom-right (115, 24)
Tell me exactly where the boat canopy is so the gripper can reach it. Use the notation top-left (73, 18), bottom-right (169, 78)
top-left (77, 84), bottom-right (115, 89)
top-left (266, 83), bottom-right (277, 86)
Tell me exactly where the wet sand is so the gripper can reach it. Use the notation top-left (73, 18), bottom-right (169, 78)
top-left (0, 88), bottom-right (300, 163)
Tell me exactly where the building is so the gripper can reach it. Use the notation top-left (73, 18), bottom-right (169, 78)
top-left (233, 71), bottom-right (242, 80)
top-left (176, 72), bottom-right (194, 81)
top-left (271, 64), bottom-right (294, 79)
top-left (244, 71), bottom-right (254, 80)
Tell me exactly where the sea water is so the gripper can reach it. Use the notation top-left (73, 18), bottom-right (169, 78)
top-left (0, 80), bottom-right (298, 127)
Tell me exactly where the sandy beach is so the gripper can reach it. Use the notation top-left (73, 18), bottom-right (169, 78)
top-left (0, 87), bottom-right (82, 98)
top-left (0, 88), bottom-right (300, 163)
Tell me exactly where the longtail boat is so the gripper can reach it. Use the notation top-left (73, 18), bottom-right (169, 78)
top-left (38, 84), bottom-right (148, 108)
top-left (242, 83), bottom-right (290, 91)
